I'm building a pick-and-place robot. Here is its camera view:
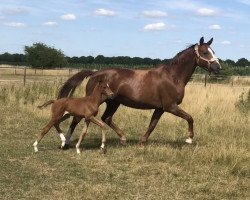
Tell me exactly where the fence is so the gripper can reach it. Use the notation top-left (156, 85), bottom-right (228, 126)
top-left (0, 65), bottom-right (249, 87)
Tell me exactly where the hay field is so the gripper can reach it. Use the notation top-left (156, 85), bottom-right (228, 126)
top-left (0, 78), bottom-right (249, 200)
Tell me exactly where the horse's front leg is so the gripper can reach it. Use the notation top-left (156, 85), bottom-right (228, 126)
top-left (139, 109), bottom-right (164, 146)
top-left (168, 104), bottom-right (194, 144)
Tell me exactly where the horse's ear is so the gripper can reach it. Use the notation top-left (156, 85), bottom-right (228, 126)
top-left (199, 37), bottom-right (204, 45)
top-left (207, 37), bottom-right (213, 45)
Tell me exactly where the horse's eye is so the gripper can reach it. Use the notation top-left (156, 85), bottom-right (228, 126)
top-left (203, 52), bottom-right (208, 55)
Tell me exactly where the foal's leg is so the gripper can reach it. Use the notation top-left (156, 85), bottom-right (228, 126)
top-left (101, 101), bottom-right (126, 144)
top-left (168, 104), bottom-right (194, 144)
top-left (90, 117), bottom-right (107, 154)
top-left (54, 113), bottom-right (71, 148)
top-left (33, 119), bottom-right (56, 152)
top-left (63, 116), bottom-right (82, 149)
top-left (139, 109), bottom-right (164, 146)
top-left (75, 120), bottom-right (90, 154)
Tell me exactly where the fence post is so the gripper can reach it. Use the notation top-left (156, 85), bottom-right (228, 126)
top-left (23, 67), bottom-right (27, 86)
top-left (204, 74), bottom-right (207, 87)
top-left (14, 67), bottom-right (17, 75)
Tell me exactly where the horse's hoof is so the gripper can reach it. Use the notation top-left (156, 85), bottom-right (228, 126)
top-left (100, 147), bottom-right (107, 154)
top-left (185, 138), bottom-right (193, 144)
top-left (139, 141), bottom-right (146, 147)
top-left (76, 148), bottom-right (81, 154)
top-left (61, 144), bottom-right (70, 150)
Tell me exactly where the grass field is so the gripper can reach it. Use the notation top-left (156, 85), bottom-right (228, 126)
top-left (0, 76), bottom-right (249, 199)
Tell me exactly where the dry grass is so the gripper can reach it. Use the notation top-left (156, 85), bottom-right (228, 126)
top-left (0, 79), bottom-right (249, 200)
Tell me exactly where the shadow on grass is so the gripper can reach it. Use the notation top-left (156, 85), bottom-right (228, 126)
top-left (62, 137), bottom-right (195, 150)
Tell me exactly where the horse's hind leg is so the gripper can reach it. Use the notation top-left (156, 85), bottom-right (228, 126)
top-left (75, 120), bottom-right (90, 154)
top-left (139, 109), bottom-right (164, 146)
top-left (101, 101), bottom-right (126, 145)
top-left (168, 104), bottom-right (194, 144)
top-left (33, 119), bottom-right (56, 152)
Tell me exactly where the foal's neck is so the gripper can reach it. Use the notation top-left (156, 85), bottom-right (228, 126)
top-left (89, 85), bottom-right (102, 106)
top-left (171, 48), bottom-right (197, 86)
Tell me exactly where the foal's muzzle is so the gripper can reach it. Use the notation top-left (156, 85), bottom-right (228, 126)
top-left (108, 92), bottom-right (115, 99)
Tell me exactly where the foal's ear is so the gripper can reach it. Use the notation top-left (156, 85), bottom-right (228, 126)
top-left (199, 37), bottom-right (204, 45)
top-left (207, 37), bottom-right (213, 45)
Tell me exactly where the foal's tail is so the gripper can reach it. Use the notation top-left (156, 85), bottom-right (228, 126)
top-left (37, 100), bottom-right (55, 109)
top-left (57, 70), bottom-right (95, 99)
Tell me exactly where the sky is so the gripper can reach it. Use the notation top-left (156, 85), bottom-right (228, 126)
top-left (1, 0), bottom-right (250, 61)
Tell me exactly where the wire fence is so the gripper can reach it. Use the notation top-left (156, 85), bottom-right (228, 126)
top-left (0, 65), bottom-right (249, 87)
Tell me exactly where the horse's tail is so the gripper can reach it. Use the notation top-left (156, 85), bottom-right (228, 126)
top-left (57, 70), bottom-right (95, 99)
top-left (38, 100), bottom-right (55, 109)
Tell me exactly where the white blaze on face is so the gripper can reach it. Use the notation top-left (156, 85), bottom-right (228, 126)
top-left (208, 47), bottom-right (220, 67)
top-left (208, 47), bottom-right (216, 59)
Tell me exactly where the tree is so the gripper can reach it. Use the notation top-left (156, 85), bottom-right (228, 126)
top-left (236, 58), bottom-right (250, 67)
top-left (24, 43), bottom-right (68, 68)
top-left (225, 59), bottom-right (236, 67)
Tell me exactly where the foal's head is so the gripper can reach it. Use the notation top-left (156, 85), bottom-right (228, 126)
top-left (195, 37), bottom-right (221, 74)
top-left (97, 80), bottom-right (114, 99)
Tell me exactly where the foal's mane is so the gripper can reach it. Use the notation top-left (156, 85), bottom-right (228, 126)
top-left (170, 44), bottom-right (196, 65)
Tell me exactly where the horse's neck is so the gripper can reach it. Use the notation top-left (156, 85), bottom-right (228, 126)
top-left (171, 50), bottom-right (197, 85)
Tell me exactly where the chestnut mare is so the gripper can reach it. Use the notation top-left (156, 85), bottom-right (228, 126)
top-left (58, 37), bottom-right (221, 148)
top-left (33, 80), bottom-right (114, 153)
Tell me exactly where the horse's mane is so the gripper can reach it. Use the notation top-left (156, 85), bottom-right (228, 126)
top-left (170, 44), bottom-right (196, 65)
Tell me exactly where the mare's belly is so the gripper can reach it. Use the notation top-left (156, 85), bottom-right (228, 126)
top-left (116, 96), bottom-right (161, 110)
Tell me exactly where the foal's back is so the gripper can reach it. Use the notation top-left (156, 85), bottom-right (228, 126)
top-left (53, 96), bottom-right (98, 119)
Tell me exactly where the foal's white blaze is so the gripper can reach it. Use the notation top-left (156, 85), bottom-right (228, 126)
top-left (64, 111), bottom-right (69, 115)
top-left (185, 137), bottom-right (193, 144)
top-left (59, 133), bottom-right (66, 147)
top-left (33, 140), bottom-right (38, 152)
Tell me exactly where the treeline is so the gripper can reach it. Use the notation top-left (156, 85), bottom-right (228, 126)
top-left (0, 42), bottom-right (249, 76)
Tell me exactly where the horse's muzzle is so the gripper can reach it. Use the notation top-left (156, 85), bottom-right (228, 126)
top-left (211, 62), bottom-right (221, 75)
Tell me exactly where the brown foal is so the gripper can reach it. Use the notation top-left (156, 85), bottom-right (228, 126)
top-left (33, 80), bottom-right (114, 154)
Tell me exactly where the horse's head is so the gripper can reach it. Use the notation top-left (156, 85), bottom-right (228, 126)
top-left (195, 37), bottom-right (221, 74)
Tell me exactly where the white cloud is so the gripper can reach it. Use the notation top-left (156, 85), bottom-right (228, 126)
top-left (197, 8), bottom-right (217, 16)
top-left (4, 22), bottom-right (27, 28)
top-left (142, 10), bottom-right (167, 18)
top-left (221, 41), bottom-right (231, 45)
top-left (61, 14), bottom-right (76, 20)
top-left (143, 22), bottom-right (166, 31)
top-left (42, 21), bottom-right (58, 27)
top-left (93, 8), bottom-right (116, 17)
top-left (209, 24), bottom-right (221, 30)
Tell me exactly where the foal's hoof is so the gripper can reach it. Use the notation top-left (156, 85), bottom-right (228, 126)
top-left (185, 138), bottom-right (193, 144)
top-left (76, 148), bottom-right (81, 154)
top-left (100, 147), bottom-right (107, 154)
top-left (61, 144), bottom-right (70, 150)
